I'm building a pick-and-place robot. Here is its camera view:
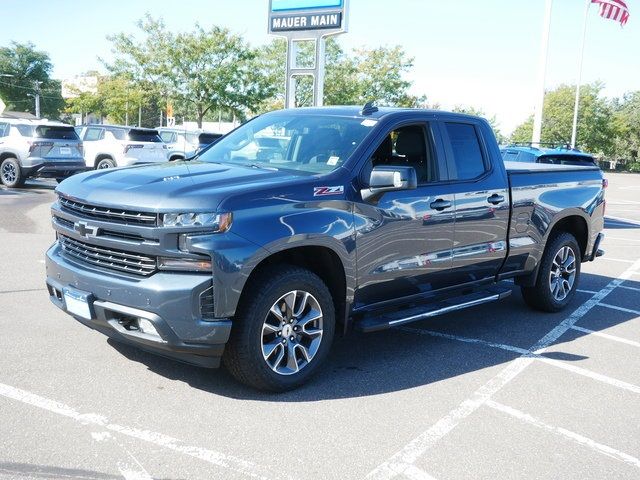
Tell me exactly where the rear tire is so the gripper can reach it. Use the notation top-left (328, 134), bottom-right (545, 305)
top-left (521, 232), bottom-right (581, 312)
top-left (224, 265), bottom-right (335, 392)
top-left (96, 158), bottom-right (116, 169)
top-left (1, 157), bottom-right (25, 188)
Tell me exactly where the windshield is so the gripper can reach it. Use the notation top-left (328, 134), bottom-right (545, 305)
top-left (197, 114), bottom-right (377, 174)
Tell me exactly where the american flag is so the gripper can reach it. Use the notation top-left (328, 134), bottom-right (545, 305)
top-left (591, 0), bottom-right (630, 26)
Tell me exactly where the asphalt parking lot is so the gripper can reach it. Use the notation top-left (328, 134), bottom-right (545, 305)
top-left (1, 173), bottom-right (639, 480)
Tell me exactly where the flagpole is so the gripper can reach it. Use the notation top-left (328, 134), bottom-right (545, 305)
top-left (532, 0), bottom-right (554, 146)
top-left (571, 0), bottom-right (591, 149)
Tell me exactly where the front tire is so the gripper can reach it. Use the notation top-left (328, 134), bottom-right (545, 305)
top-left (1, 157), bottom-right (25, 188)
top-left (224, 265), bottom-right (335, 392)
top-left (521, 232), bottom-right (581, 312)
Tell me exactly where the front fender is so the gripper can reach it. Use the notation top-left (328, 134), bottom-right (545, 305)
top-left (187, 200), bottom-right (357, 318)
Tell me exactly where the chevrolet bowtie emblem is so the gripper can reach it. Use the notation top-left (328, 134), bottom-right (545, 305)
top-left (74, 221), bottom-right (99, 238)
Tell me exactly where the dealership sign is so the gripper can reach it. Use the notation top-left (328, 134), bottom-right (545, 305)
top-left (268, 0), bottom-right (347, 34)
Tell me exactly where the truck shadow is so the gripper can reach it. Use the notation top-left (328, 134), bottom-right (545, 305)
top-left (107, 272), bottom-right (640, 401)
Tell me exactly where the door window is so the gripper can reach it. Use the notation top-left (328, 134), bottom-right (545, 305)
top-left (369, 124), bottom-right (439, 184)
top-left (445, 123), bottom-right (487, 180)
top-left (84, 128), bottom-right (104, 141)
top-left (0, 122), bottom-right (8, 137)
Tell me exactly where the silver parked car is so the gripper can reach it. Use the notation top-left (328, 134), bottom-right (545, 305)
top-left (0, 119), bottom-right (86, 188)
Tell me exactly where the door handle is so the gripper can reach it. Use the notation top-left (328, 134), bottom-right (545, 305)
top-left (487, 194), bottom-right (505, 205)
top-left (430, 199), bottom-right (452, 211)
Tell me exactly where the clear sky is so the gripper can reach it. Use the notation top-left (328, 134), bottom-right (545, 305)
top-left (1, 0), bottom-right (637, 134)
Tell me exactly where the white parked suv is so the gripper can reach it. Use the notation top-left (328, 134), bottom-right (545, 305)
top-left (0, 118), bottom-right (86, 188)
top-left (75, 125), bottom-right (168, 169)
top-left (157, 127), bottom-right (223, 161)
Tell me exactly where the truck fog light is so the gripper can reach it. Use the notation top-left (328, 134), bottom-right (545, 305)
top-left (137, 318), bottom-right (160, 338)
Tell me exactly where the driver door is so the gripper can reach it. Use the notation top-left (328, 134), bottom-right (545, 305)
top-left (353, 122), bottom-right (456, 309)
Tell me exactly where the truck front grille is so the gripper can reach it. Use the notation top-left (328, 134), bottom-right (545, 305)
top-left (59, 196), bottom-right (157, 226)
top-left (59, 235), bottom-right (157, 276)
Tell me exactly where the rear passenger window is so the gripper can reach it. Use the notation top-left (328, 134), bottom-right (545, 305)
top-left (0, 122), bottom-right (8, 137)
top-left (84, 128), bottom-right (103, 141)
top-left (445, 123), bottom-right (487, 180)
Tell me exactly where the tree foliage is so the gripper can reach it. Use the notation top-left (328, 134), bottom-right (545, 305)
top-left (510, 83), bottom-right (615, 155)
top-left (612, 91), bottom-right (640, 161)
top-left (104, 15), bottom-right (273, 127)
top-left (255, 38), bottom-right (427, 112)
top-left (0, 41), bottom-right (64, 118)
top-left (65, 75), bottom-right (149, 125)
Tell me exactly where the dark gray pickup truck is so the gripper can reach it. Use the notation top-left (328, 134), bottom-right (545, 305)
top-left (45, 106), bottom-right (605, 391)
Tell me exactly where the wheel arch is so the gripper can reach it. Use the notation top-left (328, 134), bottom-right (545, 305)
top-left (237, 243), bottom-right (351, 328)
top-left (516, 212), bottom-right (589, 287)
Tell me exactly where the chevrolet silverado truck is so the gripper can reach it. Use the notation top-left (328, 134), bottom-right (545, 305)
top-left (45, 106), bottom-right (605, 391)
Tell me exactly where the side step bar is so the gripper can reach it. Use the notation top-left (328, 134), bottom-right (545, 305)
top-left (355, 286), bottom-right (512, 333)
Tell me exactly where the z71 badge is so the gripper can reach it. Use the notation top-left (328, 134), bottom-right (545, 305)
top-left (314, 186), bottom-right (344, 197)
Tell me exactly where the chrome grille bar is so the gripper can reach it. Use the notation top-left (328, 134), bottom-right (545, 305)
top-left (59, 196), bottom-right (157, 226)
top-left (59, 235), bottom-right (157, 276)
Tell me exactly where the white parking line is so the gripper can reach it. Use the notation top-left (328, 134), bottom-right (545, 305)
top-left (367, 258), bottom-right (640, 479)
top-left (396, 327), bottom-right (529, 355)
top-left (485, 400), bottom-right (640, 469)
top-left (0, 382), bottom-right (281, 480)
top-left (399, 465), bottom-right (439, 480)
top-left (571, 325), bottom-right (640, 349)
top-left (577, 289), bottom-right (598, 294)
top-left (619, 285), bottom-right (640, 293)
top-left (399, 327), bottom-right (640, 394)
top-left (598, 303), bottom-right (640, 316)
top-left (537, 357), bottom-right (640, 395)
top-left (601, 258), bottom-right (636, 264)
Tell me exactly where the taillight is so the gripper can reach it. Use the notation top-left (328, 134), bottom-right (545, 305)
top-left (28, 141), bottom-right (54, 153)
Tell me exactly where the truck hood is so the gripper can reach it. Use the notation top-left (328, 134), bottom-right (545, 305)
top-left (56, 161), bottom-right (305, 212)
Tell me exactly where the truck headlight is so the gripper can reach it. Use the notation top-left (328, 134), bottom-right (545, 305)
top-left (161, 212), bottom-right (232, 231)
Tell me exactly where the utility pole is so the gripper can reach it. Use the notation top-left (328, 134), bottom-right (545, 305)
top-left (33, 80), bottom-right (42, 118)
top-left (571, 0), bottom-right (591, 149)
top-left (532, 0), bottom-right (553, 146)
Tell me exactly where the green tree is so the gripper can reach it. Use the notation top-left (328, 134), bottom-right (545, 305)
top-left (106, 15), bottom-right (273, 127)
top-left (256, 39), bottom-right (428, 111)
top-left (611, 91), bottom-right (640, 161)
top-left (0, 41), bottom-right (64, 118)
top-left (510, 83), bottom-right (615, 155)
top-left (65, 75), bottom-right (151, 126)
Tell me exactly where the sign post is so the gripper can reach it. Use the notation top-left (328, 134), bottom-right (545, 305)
top-left (268, 0), bottom-right (349, 108)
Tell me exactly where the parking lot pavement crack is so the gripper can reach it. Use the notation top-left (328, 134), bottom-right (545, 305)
top-left (485, 400), bottom-right (640, 469)
top-left (367, 258), bottom-right (640, 480)
top-left (0, 382), bottom-right (288, 480)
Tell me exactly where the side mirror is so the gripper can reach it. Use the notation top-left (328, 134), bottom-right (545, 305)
top-left (362, 166), bottom-right (417, 202)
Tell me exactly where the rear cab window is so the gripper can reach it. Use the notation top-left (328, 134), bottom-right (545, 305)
top-left (444, 122), bottom-right (488, 180)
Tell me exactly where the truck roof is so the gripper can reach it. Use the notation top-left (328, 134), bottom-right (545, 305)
top-left (275, 105), bottom-right (483, 122)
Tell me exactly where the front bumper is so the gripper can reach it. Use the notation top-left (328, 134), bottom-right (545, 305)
top-left (45, 242), bottom-right (232, 368)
